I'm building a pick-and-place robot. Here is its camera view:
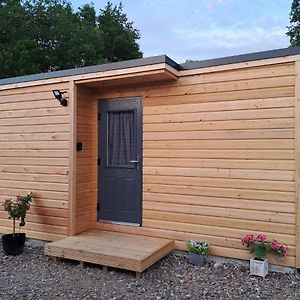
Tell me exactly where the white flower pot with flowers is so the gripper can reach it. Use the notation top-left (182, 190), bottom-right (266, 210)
top-left (186, 240), bottom-right (210, 266)
top-left (241, 233), bottom-right (288, 278)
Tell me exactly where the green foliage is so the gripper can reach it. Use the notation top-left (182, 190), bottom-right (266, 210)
top-left (186, 240), bottom-right (210, 255)
top-left (287, 0), bottom-right (300, 46)
top-left (99, 2), bottom-right (142, 62)
top-left (0, 1), bottom-right (142, 78)
top-left (3, 192), bottom-right (33, 235)
top-left (250, 244), bottom-right (268, 258)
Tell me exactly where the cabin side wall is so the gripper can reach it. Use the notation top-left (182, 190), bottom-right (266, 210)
top-left (0, 82), bottom-right (70, 241)
top-left (94, 61), bottom-right (296, 267)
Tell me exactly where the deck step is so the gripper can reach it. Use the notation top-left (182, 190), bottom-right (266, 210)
top-left (44, 230), bottom-right (174, 277)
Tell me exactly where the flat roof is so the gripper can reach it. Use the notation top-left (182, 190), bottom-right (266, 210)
top-left (1, 46), bottom-right (300, 86)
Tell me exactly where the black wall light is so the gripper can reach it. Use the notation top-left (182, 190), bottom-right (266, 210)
top-left (52, 89), bottom-right (68, 106)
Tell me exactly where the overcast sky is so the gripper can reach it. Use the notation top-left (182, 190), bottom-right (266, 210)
top-left (71, 0), bottom-right (292, 63)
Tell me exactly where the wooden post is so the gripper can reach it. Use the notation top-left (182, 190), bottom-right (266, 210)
top-left (80, 261), bottom-right (86, 268)
top-left (295, 61), bottom-right (300, 268)
top-left (68, 80), bottom-right (77, 236)
top-left (135, 272), bottom-right (141, 280)
top-left (102, 265), bottom-right (108, 271)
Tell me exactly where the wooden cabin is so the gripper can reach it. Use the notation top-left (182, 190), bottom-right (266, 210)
top-left (1, 47), bottom-right (300, 269)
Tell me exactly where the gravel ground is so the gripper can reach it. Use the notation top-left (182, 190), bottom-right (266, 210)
top-left (0, 239), bottom-right (300, 300)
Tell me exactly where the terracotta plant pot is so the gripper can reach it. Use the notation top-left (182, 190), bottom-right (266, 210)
top-left (250, 257), bottom-right (268, 278)
top-left (2, 233), bottom-right (26, 256)
top-left (188, 252), bottom-right (205, 266)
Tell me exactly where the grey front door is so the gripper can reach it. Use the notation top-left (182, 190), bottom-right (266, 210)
top-left (98, 97), bottom-right (143, 225)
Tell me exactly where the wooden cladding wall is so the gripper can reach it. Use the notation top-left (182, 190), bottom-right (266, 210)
top-left (0, 82), bottom-right (70, 241)
top-left (76, 88), bottom-right (98, 234)
top-left (95, 62), bottom-right (297, 267)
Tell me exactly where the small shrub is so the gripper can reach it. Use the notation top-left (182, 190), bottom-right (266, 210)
top-left (3, 192), bottom-right (33, 236)
top-left (186, 240), bottom-right (210, 255)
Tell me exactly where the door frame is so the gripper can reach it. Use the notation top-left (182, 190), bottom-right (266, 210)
top-left (97, 97), bottom-right (143, 226)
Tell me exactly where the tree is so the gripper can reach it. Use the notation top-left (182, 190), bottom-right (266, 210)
top-left (98, 2), bottom-right (142, 62)
top-left (287, 0), bottom-right (300, 46)
top-left (0, 0), bottom-right (42, 78)
top-left (0, 1), bottom-right (142, 79)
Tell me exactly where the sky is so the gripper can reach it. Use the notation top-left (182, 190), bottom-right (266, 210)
top-left (71, 0), bottom-right (292, 63)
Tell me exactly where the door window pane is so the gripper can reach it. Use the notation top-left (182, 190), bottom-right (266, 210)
top-left (107, 110), bottom-right (135, 167)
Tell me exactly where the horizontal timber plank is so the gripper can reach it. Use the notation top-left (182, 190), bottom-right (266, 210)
top-left (144, 118), bottom-right (294, 132)
top-left (0, 142), bottom-right (69, 151)
top-left (143, 140), bottom-right (294, 150)
top-left (142, 219), bottom-right (294, 245)
top-left (0, 157), bottom-right (69, 165)
top-left (31, 199), bottom-right (68, 209)
top-left (0, 150), bottom-right (69, 158)
top-left (0, 179), bottom-right (68, 192)
top-left (0, 83), bottom-right (68, 96)
top-left (0, 102), bottom-right (68, 116)
top-left (144, 158), bottom-right (294, 170)
top-left (144, 166), bottom-right (294, 181)
top-left (0, 188), bottom-right (68, 200)
top-left (144, 129), bottom-right (294, 141)
top-left (0, 172), bottom-right (68, 183)
top-left (143, 175), bottom-right (295, 192)
top-left (143, 183), bottom-right (294, 202)
top-left (0, 125), bottom-right (69, 134)
top-left (29, 206), bottom-right (68, 218)
top-left (0, 226), bottom-right (66, 241)
top-left (143, 201), bottom-right (295, 224)
top-left (0, 116), bottom-right (69, 126)
top-left (144, 108), bottom-right (294, 124)
top-left (0, 132), bottom-right (68, 142)
top-left (144, 97), bottom-right (294, 115)
top-left (0, 92), bottom-right (62, 104)
top-left (0, 165), bottom-right (68, 175)
top-left (143, 86), bottom-right (294, 106)
top-left (143, 210), bottom-right (294, 234)
top-left (0, 211), bottom-right (67, 227)
top-left (143, 192), bottom-right (295, 213)
top-left (144, 149), bottom-right (294, 160)
top-left (0, 219), bottom-right (67, 235)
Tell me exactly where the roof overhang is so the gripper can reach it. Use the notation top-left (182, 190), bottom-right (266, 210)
top-left (74, 62), bottom-right (179, 88)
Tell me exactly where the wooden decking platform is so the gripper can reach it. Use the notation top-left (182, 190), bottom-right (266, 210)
top-left (44, 230), bottom-right (174, 278)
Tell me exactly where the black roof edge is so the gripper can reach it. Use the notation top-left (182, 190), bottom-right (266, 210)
top-left (179, 46), bottom-right (300, 70)
top-left (0, 55), bottom-right (180, 86)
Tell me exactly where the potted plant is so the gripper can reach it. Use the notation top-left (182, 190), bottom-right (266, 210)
top-left (2, 192), bottom-right (33, 255)
top-left (186, 240), bottom-right (210, 266)
top-left (241, 233), bottom-right (288, 278)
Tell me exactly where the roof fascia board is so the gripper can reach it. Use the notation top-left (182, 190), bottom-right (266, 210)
top-left (180, 54), bottom-right (300, 76)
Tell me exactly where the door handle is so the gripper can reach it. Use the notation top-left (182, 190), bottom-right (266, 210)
top-left (130, 156), bottom-right (140, 170)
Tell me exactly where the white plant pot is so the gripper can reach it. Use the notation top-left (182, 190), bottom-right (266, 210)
top-left (250, 257), bottom-right (268, 278)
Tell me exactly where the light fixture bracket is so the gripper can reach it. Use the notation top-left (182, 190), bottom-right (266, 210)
top-left (52, 89), bottom-right (68, 106)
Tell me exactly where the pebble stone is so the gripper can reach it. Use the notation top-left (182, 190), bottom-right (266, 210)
top-left (0, 239), bottom-right (300, 299)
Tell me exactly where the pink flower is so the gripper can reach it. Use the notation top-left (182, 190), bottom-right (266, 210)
top-left (271, 240), bottom-right (280, 250)
top-left (241, 234), bottom-right (255, 245)
top-left (256, 234), bottom-right (267, 242)
top-left (280, 244), bottom-right (288, 258)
